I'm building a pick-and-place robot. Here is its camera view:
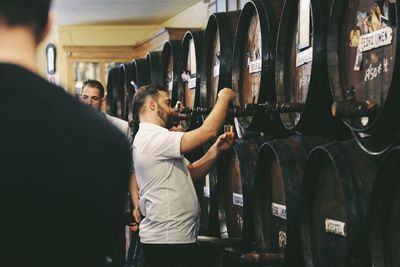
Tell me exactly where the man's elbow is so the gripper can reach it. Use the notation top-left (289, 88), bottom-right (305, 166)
top-left (187, 163), bottom-right (198, 180)
top-left (202, 126), bottom-right (218, 140)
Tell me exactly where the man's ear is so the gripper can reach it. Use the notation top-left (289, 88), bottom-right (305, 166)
top-left (148, 98), bottom-right (157, 111)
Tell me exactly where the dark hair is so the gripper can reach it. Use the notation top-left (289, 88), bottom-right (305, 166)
top-left (132, 84), bottom-right (168, 122)
top-left (82, 79), bottom-right (105, 98)
top-left (0, 0), bottom-right (52, 42)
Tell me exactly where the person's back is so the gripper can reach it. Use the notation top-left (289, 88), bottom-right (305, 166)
top-left (0, 1), bottom-right (131, 266)
top-left (0, 63), bottom-right (131, 267)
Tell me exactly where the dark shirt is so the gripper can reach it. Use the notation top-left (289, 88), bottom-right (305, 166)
top-left (0, 63), bottom-right (131, 267)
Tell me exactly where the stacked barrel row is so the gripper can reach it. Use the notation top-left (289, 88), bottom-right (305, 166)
top-left (105, 0), bottom-right (400, 266)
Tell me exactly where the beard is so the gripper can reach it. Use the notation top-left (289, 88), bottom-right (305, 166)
top-left (157, 104), bottom-right (174, 129)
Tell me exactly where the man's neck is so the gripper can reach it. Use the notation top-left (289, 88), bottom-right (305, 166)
top-left (0, 26), bottom-right (38, 73)
top-left (139, 113), bottom-right (165, 128)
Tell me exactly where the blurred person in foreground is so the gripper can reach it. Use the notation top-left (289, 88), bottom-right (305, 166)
top-left (0, 1), bottom-right (131, 266)
top-left (80, 79), bottom-right (141, 267)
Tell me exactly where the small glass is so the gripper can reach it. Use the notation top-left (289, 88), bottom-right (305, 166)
top-left (224, 124), bottom-right (234, 139)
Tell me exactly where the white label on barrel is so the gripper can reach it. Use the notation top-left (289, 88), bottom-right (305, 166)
top-left (325, 219), bottom-right (347, 237)
top-left (189, 77), bottom-right (197, 89)
top-left (271, 203), bottom-right (287, 220)
top-left (358, 26), bottom-right (393, 52)
top-left (203, 186), bottom-right (210, 198)
top-left (296, 47), bottom-right (313, 67)
top-left (233, 193), bottom-right (243, 207)
top-left (249, 59), bottom-right (262, 74)
top-left (203, 174), bottom-right (210, 198)
top-left (361, 116), bottom-right (369, 126)
top-left (213, 64), bottom-right (220, 77)
top-left (354, 50), bottom-right (363, 71)
top-left (298, 0), bottom-right (311, 49)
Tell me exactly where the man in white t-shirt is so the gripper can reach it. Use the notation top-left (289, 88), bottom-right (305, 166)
top-left (80, 79), bottom-right (141, 266)
top-left (132, 84), bottom-right (235, 267)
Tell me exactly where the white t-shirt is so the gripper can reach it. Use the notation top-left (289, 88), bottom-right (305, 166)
top-left (105, 114), bottom-right (133, 146)
top-left (133, 122), bottom-right (200, 244)
top-left (105, 113), bottom-right (134, 173)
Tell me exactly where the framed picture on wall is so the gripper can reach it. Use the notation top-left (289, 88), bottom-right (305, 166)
top-left (216, 0), bottom-right (227, 12)
top-left (46, 43), bottom-right (57, 75)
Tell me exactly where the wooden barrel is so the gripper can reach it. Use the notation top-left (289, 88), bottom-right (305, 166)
top-left (113, 64), bottom-right (130, 120)
top-left (200, 11), bottom-right (240, 109)
top-left (231, 0), bottom-right (282, 134)
top-left (177, 30), bottom-right (204, 130)
top-left (126, 58), bottom-right (146, 125)
top-left (106, 66), bottom-right (120, 116)
top-left (275, 0), bottom-right (348, 138)
top-left (132, 58), bottom-right (147, 89)
top-left (160, 40), bottom-right (181, 107)
top-left (300, 140), bottom-right (377, 267)
top-left (328, 0), bottom-right (400, 154)
top-left (369, 147), bottom-right (400, 267)
top-left (145, 51), bottom-right (161, 85)
top-left (217, 136), bottom-right (269, 252)
top-left (251, 135), bottom-right (326, 266)
top-left (117, 63), bottom-right (134, 122)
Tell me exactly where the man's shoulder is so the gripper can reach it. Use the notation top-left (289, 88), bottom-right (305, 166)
top-left (105, 114), bottom-right (129, 127)
top-left (134, 123), bottom-right (184, 150)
